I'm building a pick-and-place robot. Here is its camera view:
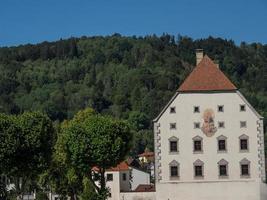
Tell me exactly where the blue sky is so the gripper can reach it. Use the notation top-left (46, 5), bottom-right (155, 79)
top-left (0, 0), bottom-right (267, 47)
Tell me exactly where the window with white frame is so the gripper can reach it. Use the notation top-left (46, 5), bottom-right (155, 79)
top-left (240, 158), bottom-right (250, 177)
top-left (218, 121), bottom-right (225, 128)
top-left (194, 106), bottom-right (200, 113)
top-left (240, 104), bottom-right (246, 112)
top-left (169, 136), bottom-right (179, 153)
top-left (170, 107), bottom-right (176, 113)
top-left (218, 105), bottom-right (224, 112)
top-left (170, 123), bottom-right (176, 130)
top-left (218, 159), bottom-right (228, 177)
top-left (193, 136), bottom-right (203, 153)
top-left (194, 159), bottom-right (204, 178)
top-left (169, 160), bottom-right (179, 179)
top-left (217, 135), bottom-right (227, 152)
top-left (240, 121), bottom-right (247, 128)
top-left (239, 134), bottom-right (249, 151)
top-left (194, 122), bottom-right (200, 129)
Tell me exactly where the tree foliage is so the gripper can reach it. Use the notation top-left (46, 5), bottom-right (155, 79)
top-left (0, 34), bottom-right (266, 155)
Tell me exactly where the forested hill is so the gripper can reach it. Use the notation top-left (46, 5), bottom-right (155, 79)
top-left (0, 34), bottom-right (266, 153)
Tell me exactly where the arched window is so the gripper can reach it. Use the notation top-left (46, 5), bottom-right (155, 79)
top-left (239, 134), bottom-right (249, 152)
top-left (193, 136), bottom-right (203, 153)
top-left (193, 159), bottom-right (204, 178)
top-left (218, 159), bottom-right (228, 177)
top-left (240, 158), bottom-right (250, 178)
top-left (217, 135), bottom-right (227, 152)
top-left (169, 136), bottom-right (179, 153)
top-left (169, 160), bottom-right (179, 179)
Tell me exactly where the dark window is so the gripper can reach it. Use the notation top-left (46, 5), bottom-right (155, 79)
top-left (218, 122), bottom-right (225, 128)
top-left (218, 140), bottom-right (226, 151)
top-left (122, 173), bottom-right (127, 181)
top-left (170, 107), bottom-right (176, 113)
top-left (194, 166), bottom-right (203, 177)
top-left (108, 193), bottom-right (112, 197)
top-left (170, 141), bottom-right (178, 152)
top-left (241, 164), bottom-right (249, 176)
top-left (218, 105), bottom-right (224, 112)
top-left (170, 123), bottom-right (176, 129)
top-left (170, 166), bottom-right (178, 177)
top-left (107, 174), bottom-right (113, 181)
top-left (240, 139), bottom-right (248, 150)
top-left (240, 121), bottom-right (247, 128)
top-left (219, 165), bottom-right (227, 176)
top-left (194, 140), bottom-right (202, 152)
top-left (240, 105), bottom-right (246, 112)
top-left (194, 123), bottom-right (200, 129)
top-left (194, 106), bottom-right (200, 113)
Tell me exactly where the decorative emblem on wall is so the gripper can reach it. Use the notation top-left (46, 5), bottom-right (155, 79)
top-left (201, 108), bottom-right (217, 137)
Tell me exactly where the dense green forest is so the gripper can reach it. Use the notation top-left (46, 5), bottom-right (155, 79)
top-left (0, 34), bottom-right (266, 154)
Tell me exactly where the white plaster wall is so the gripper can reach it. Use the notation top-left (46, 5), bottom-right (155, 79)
top-left (157, 92), bottom-right (261, 183)
top-left (154, 91), bottom-right (266, 200)
top-left (120, 192), bottom-right (156, 200)
top-left (156, 181), bottom-right (262, 200)
top-left (131, 168), bottom-right (151, 190)
top-left (120, 170), bottom-right (131, 192)
top-left (106, 171), bottom-right (120, 200)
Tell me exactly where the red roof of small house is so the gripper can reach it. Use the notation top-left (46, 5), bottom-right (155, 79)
top-left (92, 161), bottom-right (129, 172)
top-left (138, 152), bottom-right (154, 158)
top-left (134, 184), bottom-right (155, 192)
top-left (178, 55), bottom-right (237, 92)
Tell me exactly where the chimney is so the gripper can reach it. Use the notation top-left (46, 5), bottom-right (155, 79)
top-left (196, 49), bottom-right (203, 65)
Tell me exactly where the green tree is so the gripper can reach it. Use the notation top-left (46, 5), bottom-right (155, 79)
top-left (60, 109), bottom-right (132, 198)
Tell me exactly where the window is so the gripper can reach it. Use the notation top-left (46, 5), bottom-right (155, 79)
top-left (170, 123), bottom-right (176, 129)
top-left (170, 141), bottom-right (178, 152)
top-left (240, 105), bottom-right (246, 112)
top-left (194, 122), bottom-right (200, 129)
top-left (239, 134), bottom-right (249, 151)
top-left (218, 105), bottom-right (224, 112)
top-left (218, 140), bottom-right (226, 151)
top-left (107, 173), bottom-right (113, 181)
top-left (169, 160), bottom-right (179, 179)
top-left (170, 166), bottom-right (178, 177)
top-left (218, 121), bottom-right (225, 128)
top-left (240, 121), bottom-right (247, 128)
top-left (108, 193), bottom-right (112, 197)
top-left (193, 136), bottom-right (203, 153)
top-left (194, 106), bottom-right (200, 113)
top-left (217, 135), bottom-right (227, 152)
top-left (122, 173), bottom-right (127, 181)
top-left (240, 158), bottom-right (250, 177)
top-left (169, 136), bottom-right (179, 153)
top-left (194, 159), bottom-right (204, 178)
top-left (218, 159), bottom-right (228, 177)
top-left (170, 107), bottom-right (176, 113)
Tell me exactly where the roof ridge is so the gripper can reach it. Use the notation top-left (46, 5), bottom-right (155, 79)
top-left (178, 55), bottom-right (237, 91)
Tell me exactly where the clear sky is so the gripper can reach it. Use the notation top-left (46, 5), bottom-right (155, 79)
top-left (0, 0), bottom-right (267, 47)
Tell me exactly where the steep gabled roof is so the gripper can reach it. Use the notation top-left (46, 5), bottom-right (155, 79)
top-left (178, 55), bottom-right (237, 92)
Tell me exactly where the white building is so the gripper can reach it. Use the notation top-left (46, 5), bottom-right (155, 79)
top-left (102, 161), bottom-right (151, 200)
top-left (153, 50), bottom-right (267, 200)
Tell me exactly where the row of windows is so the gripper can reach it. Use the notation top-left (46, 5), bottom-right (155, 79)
top-left (170, 105), bottom-right (246, 114)
top-left (106, 173), bottom-right (127, 181)
top-left (169, 135), bottom-right (249, 153)
top-left (169, 158), bottom-right (251, 179)
top-left (170, 121), bottom-right (247, 129)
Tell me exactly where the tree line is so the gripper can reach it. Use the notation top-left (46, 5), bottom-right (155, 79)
top-left (0, 33), bottom-right (266, 156)
top-left (0, 108), bottom-right (132, 200)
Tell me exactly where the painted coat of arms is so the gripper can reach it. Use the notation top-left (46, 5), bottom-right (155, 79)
top-left (201, 108), bottom-right (217, 137)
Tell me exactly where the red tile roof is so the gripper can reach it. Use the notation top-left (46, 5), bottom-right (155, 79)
top-left (92, 161), bottom-right (129, 172)
top-left (134, 184), bottom-right (155, 192)
top-left (178, 55), bottom-right (237, 92)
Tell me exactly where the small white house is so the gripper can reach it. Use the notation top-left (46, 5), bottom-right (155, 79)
top-left (103, 161), bottom-right (151, 200)
top-left (153, 50), bottom-right (267, 200)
